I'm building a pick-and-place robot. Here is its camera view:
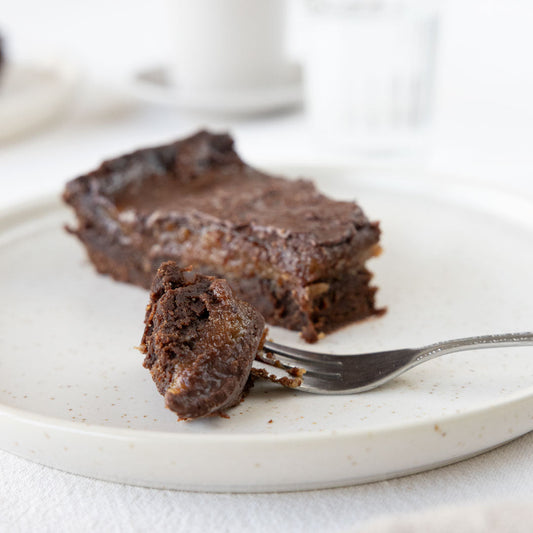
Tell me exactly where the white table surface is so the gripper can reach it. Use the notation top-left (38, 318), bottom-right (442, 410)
top-left (1, 1), bottom-right (532, 532)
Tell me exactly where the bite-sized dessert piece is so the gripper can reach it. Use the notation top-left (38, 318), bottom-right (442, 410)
top-left (64, 130), bottom-right (383, 342)
top-left (140, 262), bottom-right (266, 420)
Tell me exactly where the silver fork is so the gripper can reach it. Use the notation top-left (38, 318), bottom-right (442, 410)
top-left (262, 332), bottom-right (533, 394)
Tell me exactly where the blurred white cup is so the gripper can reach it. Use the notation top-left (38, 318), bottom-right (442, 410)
top-left (304, 0), bottom-right (440, 154)
top-left (169, 0), bottom-right (289, 93)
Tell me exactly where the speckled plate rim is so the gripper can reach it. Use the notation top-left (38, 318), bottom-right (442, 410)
top-left (1, 391), bottom-right (532, 492)
top-left (1, 166), bottom-right (532, 492)
top-left (2, 383), bottom-right (533, 442)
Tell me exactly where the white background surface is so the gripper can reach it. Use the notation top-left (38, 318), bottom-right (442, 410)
top-left (1, 0), bottom-right (532, 532)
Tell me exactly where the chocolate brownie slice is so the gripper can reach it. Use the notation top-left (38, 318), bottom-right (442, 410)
top-left (141, 262), bottom-right (266, 420)
top-left (63, 130), bottom-right (383, 342)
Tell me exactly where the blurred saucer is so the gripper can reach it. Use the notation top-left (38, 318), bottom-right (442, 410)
top-left (0, 59), bottom-right (78, 142)
top-left (127, 63), bottom-right (302, 115)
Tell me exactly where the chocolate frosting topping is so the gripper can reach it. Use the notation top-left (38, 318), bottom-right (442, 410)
top-left (102, 131), bottom-right (373, 247)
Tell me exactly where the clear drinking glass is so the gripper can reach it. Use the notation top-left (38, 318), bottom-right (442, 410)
top-left (304, 0), bottom-right (440, 155)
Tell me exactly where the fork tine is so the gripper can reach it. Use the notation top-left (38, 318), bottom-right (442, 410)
top-left (264, 352), bottom-right (342, 377)
top-left (297, 374), bottom-right (346, 394)
top-left (262, 341), bottom-right (342, 377)
top-left (263, 341), bottom-right (342, 367)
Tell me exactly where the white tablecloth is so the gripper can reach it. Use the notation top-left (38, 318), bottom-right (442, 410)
top-left (1, 1), bottom-right (533, 531)
top-left (2, 433), bottom-right (533, 533)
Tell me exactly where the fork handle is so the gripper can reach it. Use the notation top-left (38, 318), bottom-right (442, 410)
top-left (415, 332), bottom-right (533, 364)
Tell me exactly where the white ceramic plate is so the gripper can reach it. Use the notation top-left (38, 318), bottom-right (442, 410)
top-left (1, 166), bottom-right (532, 493)
top-left (125, 64), bottom-right (302, 115)
top-left (0, 59), bottom-right (78, 142)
